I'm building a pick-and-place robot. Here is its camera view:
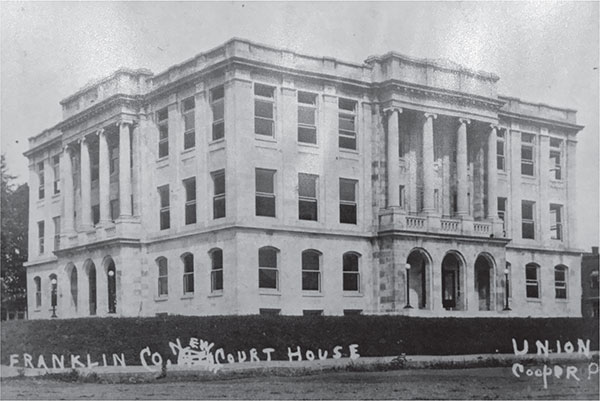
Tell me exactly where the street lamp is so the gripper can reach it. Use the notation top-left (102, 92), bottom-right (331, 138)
top-left (108, 269), bottom-right (116, 314)
top-left (503, 266), bottom-right (511, 311)
top-left (404, 263), bottom-right (413, 309)
top-left (50, 277), bottom-right (57, 318)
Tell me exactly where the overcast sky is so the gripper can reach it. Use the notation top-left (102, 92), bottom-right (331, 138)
top-left (1, 1), bottom-right (598, 249)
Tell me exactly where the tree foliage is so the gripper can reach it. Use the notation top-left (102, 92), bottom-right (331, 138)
top-left (1, 154), bottom-right (28, 312)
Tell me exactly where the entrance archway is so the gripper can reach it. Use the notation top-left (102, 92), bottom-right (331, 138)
top-left (475, 254), bottom-right (495, 311)
top-left (441, 252), bottom-right (466, 310)
top-left (406, 248), bottom-right (431, 309)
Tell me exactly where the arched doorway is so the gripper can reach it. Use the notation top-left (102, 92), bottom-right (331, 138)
top-left (67, 264), bottom-right (78, 312)
top-left (475, 254), bottom-right (495, 311)
top-left (85, 260), bottom-right (97, 316)
top-left (441, 252), bottom-right (466, 310)
top-left (106, 258), bottom-right (117, 314)
top-left (406, 249), bottom-right (431, 309)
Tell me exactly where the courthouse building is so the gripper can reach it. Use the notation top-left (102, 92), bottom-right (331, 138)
top-left (24, 39), bottom-right (584, 319)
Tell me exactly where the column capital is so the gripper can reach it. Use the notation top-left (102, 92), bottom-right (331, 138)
top-left (424, 112), bottom-right (438, 120)
top-left (96, 128), bottom-right (105, 137)
top-left (382, 107), bottom-right (403, 117)
top-left (116, 120), bottom-right (134, 129)
top-left (489, 123), bottom-right (499, 132)
top-left (458, 117), bottom-right (471, 125)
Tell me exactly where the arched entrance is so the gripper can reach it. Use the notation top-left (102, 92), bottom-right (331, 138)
top-left (406, 249), bottom-right (431, 309)
top-left (66, 263), bottom-right (78, 312)
top-left (85, 260), bottom-right (97, 316)
top-left (106, 258), bottom-right (117, 314)
top-left (441, 252), bottom-right (466, 310)
top-left (475, 254), bottom-right (495, 311)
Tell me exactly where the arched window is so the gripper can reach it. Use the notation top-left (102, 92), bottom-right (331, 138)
top-left (525, 263), bottom-right (540, 298)
top-left (70, 267), bottom-right (78, 310)
top-left (259, 247), bottom-right (278, 289)
top-left (554, 265), bottom-right (568, 299)
top-left (157, 257), bottom-right (168, 297)
top-left (343, 252), bottom-right (360, 292)
top-left (182, 253), bottom-right (194, 294)
top-left (34, 276), bottom-right (42, 308)
top-left (302, 250), bottom-right (321, 291)
top-left (210, 249), bottom-right (223, 292)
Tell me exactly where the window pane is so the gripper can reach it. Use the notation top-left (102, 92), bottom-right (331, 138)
top-left (521, 162), bottom-right (534, 176)
top-left (214, 197), bottom-right (225, 219)
top-left (298, 107), bottom-right (315, 125)
top-left (302, 272), bottom-right (319, 291)
top-left (255, 118), bottom-right (274, 136)
top-left (343, 273), bottom-right (359, 291)
top-left (555, 268), bottom-right (566, 281)
top-left (298, 91), bottom-right (316, 105)
top-left (212, 250), bottom-right (223, 270)
top-left (522, 133), bottom-right (534, 143)
top-left (259, 248), bottom-right (277, 268)
top-left (302, 251), bottom-right (320, 271)
top-left (339, 116), bottom-right (355, 131)
top-left (211, 86), bottom-right (224, 101)
top-left (184, 255), bottom-right (194, 273)
top-left (255, 100), bottom-right (274, 119)
top-left (255, 84), bottom-right (274, 98)
top-left (160, 210), bottom-right (170, 230)
top-left (340, 180), bottom-right (356, 201)
top-left (185, 204), bottom-right (196, 225)
top-left (213, 173), bottom-right (225, 195)
top-left (256, 169), bottom-right (275, 193)
top-left (183, 98), bottom-right (195, 112)
top-left (212, 121), bottom-right (225, 140)
top-left (298, 127), bottom-right (317, 144)
top-left (158, 259), bottom-right (168, 276)
top-left (159, 141), bottom-right (169, 158)
top-left (299, 200), bottom-right (318, 221)
top-left (526, 266), bottom-right (537, 280)
top-left (159, 125), bottom-right (169, 140)
top-left (159, 277), bottom-right (168, 296)
top-left (185, 180), bottom-right (196, 201)
top-left (159, 187), bottom-right (170, 207)
top-left (339, 136), bottom-right (357, 150)
top-left (340, 204), bottom-right (357, 224)
top-left (343, 253), bottom-right (359, 272)
top-left (157, 109), bottom-right (168, 121)
top-left (339, 98), bottom-right (356, 111)
top-left (184, 112), bottom-right (195, 131)
top-left (521, 202), bottom-right (533, 219)
top-left (299, 174), bottom-right (316, 197)
top-left (521, 147), bottom-right (533, 160)
top-left (256, 196), bottom-right (276, 217)
top-left (522, 222), bottom-right (534, 239)
top-left (213, 101), bottom-right (224, 120)
top-left (212, 271), bottom-right (223, 291)
top-left (526, 285), bottom-right (539, 298)
top-left (259, 269), bottom-right (277, 289)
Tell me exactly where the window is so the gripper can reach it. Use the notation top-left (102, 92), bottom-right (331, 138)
top-left (399, 185), bottom-right (406, 209)
top-left (254, 84), bottom-right (275, 137)
top-left (338, 98), bottom-right (357, 150)
top-left (521, 133), bottom-right (535, 176)
top-left (258, 247), bottom-right (278, 290)
top-left (109, 145), bottom-right (118, 175)
top-left (498, 197), bottom-right (507, 233)
top-left (260, 308), bottom-right (281, 316)
top-left (34, 277), bottom-right (41, 308)
top-left (343, 252), bottom-right (360, 292)
top-left (184, 178), bottom-right (197, 225)
top-left (110, 199), bottom-right (119, 221)
top-left (554, 265), bottom-right (567, 299)
top-left (521, 201), bottom-right (535, 239)
top-left (526, 263), bottom-right (540, 298)
top-left (38, 161), bottom-right (45, 200)
top-left (157, 108), bottom-right (169, 158)
top-left (38, 221), bottom-right (45, 254)
top-left (210, 86), bottom-right (225, 140)
top-left (339, 178), bottom-right (357, 224)
top-left (212, 170), bottom-right (225, 219)
top-left (52, 155), bottom-right (60, 194)
top-left (255, 169), bottom-right (276, 217)
top-left (182, 253), bottom-right (194, 294)
top-left (53, 216), bottom-right (60, 251)
top-left (303, 310), bottom-right (323, 316)
top-left (182, 97), bottom-right (195, 150)
top-left (496, 130), bottom-right (505, 171)
top-left (90, 149), bottom-right (99, 182)
top-left (157, 257), bottom-right (168, 297)
top-left (92, 205), bottom-right (100, 225)
top-left (549, 138), bottom-right (562, 180)
top-left (302, 250), bottom-right (321, 291)
top-left (298, 91), bottom-right (317, 144)
top-left (590, 271), bottom-right (599, 290)
top-left (550, 204), bottom-right (563, 240)
top-left (158, 185), bottom-right (170, 230)
top-left (344, 309), bottom-right (362, 316)
top-left (298, 173), bottom-right (318, 221)
top-left (211, 249), bottom-right (223, 292)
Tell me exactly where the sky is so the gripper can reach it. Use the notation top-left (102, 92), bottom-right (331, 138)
top-left (1, 1), bottom-right (598, 249)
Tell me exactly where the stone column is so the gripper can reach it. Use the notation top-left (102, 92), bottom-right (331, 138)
top-left (98, 129), bottom-right (111, 225)
top-left (118, 122), bottom-right (132, 218)
top-left (80, 137), bottom-right (92, 229)
top-left (487, 125), bottom-right (498, 219)
top-left (422, 112), bottom-right (437, 214)
top-left (61, 145), bottom-right (75, 233)
top-left (386, 108), bottom-right (402, 207)
top-left (456, 118), bottom-right (470, 217)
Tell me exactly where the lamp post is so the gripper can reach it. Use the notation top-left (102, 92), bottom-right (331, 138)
top-left (404, 263), bottom-right (413, 309)
top-left (50, 277), bottom-right (57, 318)
top-left (503, 266), bottom-right (511, 311)
top-left (108, 269), bottom-right (115, 314)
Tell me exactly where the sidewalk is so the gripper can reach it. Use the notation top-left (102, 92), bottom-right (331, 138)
top-left (1, 351), bottom-right (597, 379)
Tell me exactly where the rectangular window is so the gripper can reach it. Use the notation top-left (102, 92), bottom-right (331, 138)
top-left (157, 108), bottom-right (169, 158)
top-left (555, 267), bottom-right (567, 299)
top-left (182, 254), bottom-right (194, 294)
top-left (38, 221), bottom-right (45, 254)
top-left (498, 197), bottom-right (507, 234)
top-left (521, 201), bottom-right (535, 239)
top-left (110, 199), bottom-right (119, 221)
top-left (521, 133), bottom-right (535, 176)
top-left (52, 155), bottom-right (60, 195)
top-left (339, 178), bottom-right (357, 224)
top-left (526, 265), bottom-right (540, 298)
top-left (158, 185), bottom-right (170, 230)
top-left (255, 168), bottom-right (276, 217)
top-left (212, 170), bottom-right (225, 219)
top-left (550, 203), bottom-right (563, 240)
top-left (298, 91), bottom-right (317, 144)
top-left (90, 150), bottom-right (99, 182)
top-left (109, 145), bottom-right (119, 175)
top-left (34, 277), bottom-right (41, 308)
top-left (38, 161), bottom-right (45, 200)
top-left (53, 216), bottom-right (60, 251)
top-left (338, 98), bottom-right (357, 150)
top-left (184, 177), bottom-right (197, 225)
top-left (210, 86), bottom-right (225, 141)
top-left (303, 310), bottom-right (323, 316)
top-left (157, 258), bottom-right (168, 297)
top-left (259, 248), bottom-right (278, 290)
top-left (399, 185), bottom-right (405, 209)
top-left (254, 84), bottom-right (275, 137)
top-left (550, 138), bottom-right (562, 180)
top-left (211, 250), bottom-right (223, 292)
top-left (182, 97), bottom-right (195, 150)
top-left (298, 173), bottom-right (318, 221)
top-left (92, 205), bottom-right (100, 225)
top-left (497, 130), bottom-right (505, 171)
top-left (259, 308), bottom-right (281, 316)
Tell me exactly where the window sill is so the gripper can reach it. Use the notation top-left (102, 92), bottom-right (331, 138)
top-left (338, 149), bottom-right (359, 160)
top-left (343, 292), bottom-right (363, 297)
top-left (555, 298), bottom-right (569, 303)
top-left (302, 292), bottom-right (323, 298)
top-left (297, 141), bottom-right (319, 149)
top-left (255, 135), bottom-right (277, 143)
top-left (209, 138), bottom-right (225, 146)
top-left (208, 292), bottom-right (223, 298)
top-left (181, 294), bottom-right (194, 300)
top-left (259, 290), bottom-right (281, 296)
top-left (521, 175), bottom-right (536, 181)
top-left (181, 148), bottom-right (196, 159)
top-left (526, 298), bottom-right (542, 303)
top-left (156, 157), bottom-right (169, 167)
top-left (154, 296), bottom-right (168, 302)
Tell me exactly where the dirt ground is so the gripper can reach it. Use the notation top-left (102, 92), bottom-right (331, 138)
top-left (2, 366), bottom-right (599, 400)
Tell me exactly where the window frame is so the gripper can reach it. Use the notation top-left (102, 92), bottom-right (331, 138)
top-left (521, 200), bottom-right (535, 239)
top-left (520, 133), bottom-right (535, 177)
top-left (525, 263), bottom-right (540, 299)
top-left (258, 247), bottom-right (279, 290)
top-left (183, 177), bottom-right (197, 225)
top-left (339, 178), bottom-right (358, 224)
top-left (338, 98), bottom-right (358, 151)
top-left (554, 265), bottom-right (568, 299)
top-left (53, 216), bottom-right (61, 251)
top-left (496, 130), bottom-right (506, 171)
top-left (298, 173), bottom-right (318, 221)
top-left (255, 168), bottom-right (276, 217)
top-left (210, 86), bottom-right (225, 141)
top-left (38, 161), bottom-right (45, 200)
top-left (158, 185), bottom-right (170, 230)
top-left (182, 253), bottom-right (194, 295)
top-left (210, 249), bottom-right (224, 292)
top-left (342, 252), bottom-right (360, 292)
top-left (182, 96), bottom-right (196, 150)
top-left (52, 155), bottom-right (61, 195)
top-left (301, 250), bottom-right (321, 292)
top-left (34, 276), bottom-right (42, 308)
top-left (550, 203), bottom-right (563, 240)
top-left (549, 138), bottom-right (562, 180)
top-left (254, 83), bottom-right (276, 138)
top-left (157, 257), bottom-right (169, 297)
top-left (157, 107), bottom-right (169, 158)
top-left (212, 170), bottom-right (226, 219)
top-left (38, 220), bottom-right (45, 254)
top-left (297, 91), bottom-right (317, 145)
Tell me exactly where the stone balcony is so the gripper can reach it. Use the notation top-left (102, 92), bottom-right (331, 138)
top-left (378, 207), bottom-right (504, 238)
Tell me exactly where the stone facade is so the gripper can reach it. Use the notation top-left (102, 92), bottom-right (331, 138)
top-left (24, 39), bottom-right (584, 319)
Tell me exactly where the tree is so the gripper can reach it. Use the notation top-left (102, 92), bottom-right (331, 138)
top-left (1, 154), bottom-right (29, 316)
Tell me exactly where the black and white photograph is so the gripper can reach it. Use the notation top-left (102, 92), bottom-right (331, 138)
top-left (1, 1), bottom-right (599, 399)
